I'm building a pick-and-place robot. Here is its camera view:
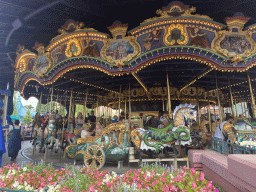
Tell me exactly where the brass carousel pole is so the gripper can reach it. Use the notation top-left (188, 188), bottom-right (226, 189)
top-left (213, 104), bottom-right (216, 121)
top-left (166, 73), bottom-right (172, 116)
top-left (207, 92), bottom-right (212, 133)
top-left (125, 96), bottom-right (127, 121)
top-left (62, 92), bottom-right (68, 158)
top-left (228, 78), bottom-right (235, 119)
top-left (215, 72), bottom-right (223, 142)
top-left (84, 88), bottom-right (88, 122)
top-left (129, 83), bottom-right (131, 141)
top-left (241, 102), bottom-right (244, 117)
top-left (96, 90), bottom-right (99, 122)
top-left (33, 91), bottom-right (42, 155)
top-left (247, 72), bottom-right (256, 118)
top-left (44, 85), bottom-right (54, 161)
top-left (68, 90), bottom-right (73, 133)
top-left (197, 90), bottom-right (201, 128)
top-left (2, 83), bottom-right (9, 126)
top-left (50, 85), bottom-right (54, 112)
top-left (55, 92), bottom-right (59, 111)
top-left (234, 99), bottom-right (238, 118)
top-left (162, 98), bottom-right (165, 111)
top-left (119, 85), bottom-right (122, 118)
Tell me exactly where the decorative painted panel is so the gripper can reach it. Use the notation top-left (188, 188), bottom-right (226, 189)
top-left (137, 29), bottom-right (165, 52)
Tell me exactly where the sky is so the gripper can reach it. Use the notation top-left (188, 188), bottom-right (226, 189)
top-left (15, 91), bottom-right (38, 110)
top-left (21, 97), bottom-right (38, 109)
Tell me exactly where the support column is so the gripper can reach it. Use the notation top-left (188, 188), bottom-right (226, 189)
top-left (207, 92), bottom-right (212, 133)
top-left (228, 78), bottom-right (236, 119)
top-left (84, 89), bottom-right (88, 121)
top-left (2, 83), bottom-right (9, 126)
top-left (125, 96), bottom-right (127, 121)
top-left (215, 72), bottom-right (223, 141)
top-left (129, 83), bottom-right (131, 141)
top-left (247, 72), bottom-right (256, 118)
top-left (166, 73), bottom-right (171, 116)
top-left (119, 85), bottom-right (122, 118)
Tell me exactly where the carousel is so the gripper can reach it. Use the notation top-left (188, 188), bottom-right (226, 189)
top-left (14, 1), bottom-right (256, 169)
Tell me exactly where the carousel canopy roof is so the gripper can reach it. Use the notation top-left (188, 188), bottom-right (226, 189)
top-left (2, 0), bottom-right (256, 106)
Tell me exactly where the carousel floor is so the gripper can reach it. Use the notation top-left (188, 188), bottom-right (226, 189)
top-left (2, 141), bottom-right (187, 173)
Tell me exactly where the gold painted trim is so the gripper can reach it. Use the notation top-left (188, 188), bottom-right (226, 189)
top-left (100, 36), bottom-right (141, 66)
top-left (164, 24), bottom-right (189, 46)
top-left (65, 38), bottom-right (82, 57)
top-left (33, 52), bottom-right (53, 77)
top-left (213, 30), bottom-right (256, 63)
top-left (76, 122), bottom-right (126, 144)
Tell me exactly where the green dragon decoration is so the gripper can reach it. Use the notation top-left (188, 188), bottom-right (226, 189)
top-left (143, 121), bottom-right (190, 152)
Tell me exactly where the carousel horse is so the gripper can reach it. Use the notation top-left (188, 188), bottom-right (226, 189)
top-left (235, 117), bottom-right (256, 130)
top-left (173, 104), bottom-right (197, 127)
top-left (131, 104), bottom-right (196, 153)
top-left (189, 114), bottom-right (213, 149)
top-left (42, 114), bottom-right (62, 153)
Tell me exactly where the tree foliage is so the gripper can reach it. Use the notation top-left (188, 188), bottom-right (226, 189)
top-left (23, 108), bottom-right (32, 124)
top-left (12, 91), bottom-right (18, 117)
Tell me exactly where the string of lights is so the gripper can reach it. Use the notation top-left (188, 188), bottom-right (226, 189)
top-left (62, 76), bottom-right (120, 94)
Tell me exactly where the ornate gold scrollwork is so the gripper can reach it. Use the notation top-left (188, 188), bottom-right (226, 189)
top-left (212, 14), bottom-right (256, 63)
top-left (182, 88), bottom-right (189, 96)
top-left (77, 122), bottom-right (126, 144)
top-left (164, 24), bottom-right (189, 46)
top-left (65, 38), bottom-right (82, 57)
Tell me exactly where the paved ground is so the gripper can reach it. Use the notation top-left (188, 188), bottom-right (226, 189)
top-left (2, 141), bottom-right (187, 173)
top-left (2, 141), bottom-right (32, 167)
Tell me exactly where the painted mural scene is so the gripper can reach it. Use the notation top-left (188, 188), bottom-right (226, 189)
top-left (1, 1), bottom-right (256, 192)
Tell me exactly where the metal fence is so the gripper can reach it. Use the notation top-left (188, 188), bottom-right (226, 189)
top-left (211, 136), bottom-right (256, 155)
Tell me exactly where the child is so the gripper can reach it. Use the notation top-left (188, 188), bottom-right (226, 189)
top-left (95, 123), bottom-right (103, 136)
top-left (81, 124), bottom-right (93, 139)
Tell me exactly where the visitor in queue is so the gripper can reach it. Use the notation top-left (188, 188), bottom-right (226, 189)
top-left (8, 120), bottom-right (24, 161)
top-left (0, 109), bottom-right (6, 167)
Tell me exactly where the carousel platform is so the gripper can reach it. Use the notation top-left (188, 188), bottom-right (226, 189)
top-left (188, 149), bottom-right (256, 192)
top-left (15, 142), bottom-right (188, 174)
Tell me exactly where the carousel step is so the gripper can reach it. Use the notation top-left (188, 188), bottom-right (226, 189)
top-left (129, 158), bottom-right (189, 163)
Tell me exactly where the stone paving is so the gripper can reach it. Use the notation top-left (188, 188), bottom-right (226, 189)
top-left (2, 141), bottom-right (187, 173)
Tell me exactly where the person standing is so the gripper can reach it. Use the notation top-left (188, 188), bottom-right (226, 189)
top-left (40, 114), bottom-right (49, 153)
top-left (75, 112), bottom-right (84, 132)
top-left (0, 109), bottom-right (6, 167)
top-left (118, 111), bottom-right (125, 122)
top-left (55, 110), bottom-right (62, 132)
top-left (8, 120), bottom-right (24, 161)
top-left (87, 111), bottom-right (96, 136)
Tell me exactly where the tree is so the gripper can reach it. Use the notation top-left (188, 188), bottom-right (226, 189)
top-left (25, 104), bottom-right (34, 110)
top-left (23, 108), bottom-right (32, 124)
top-left (12, 91), bottom-right (18, 117)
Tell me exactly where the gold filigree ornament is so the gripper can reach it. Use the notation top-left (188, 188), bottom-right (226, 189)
top-left (101, 21), bottom-right (141, 67)
top-left (212, 13), bottom-right (256, 64)
top-left (141, 3), bottom-right (212, 25)
top-left (33, 45), bottom-right (52, 77)
top-left (65, 38), bottom-right (82, 58)
top-left (164, 24), bottom-right (189, 46)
